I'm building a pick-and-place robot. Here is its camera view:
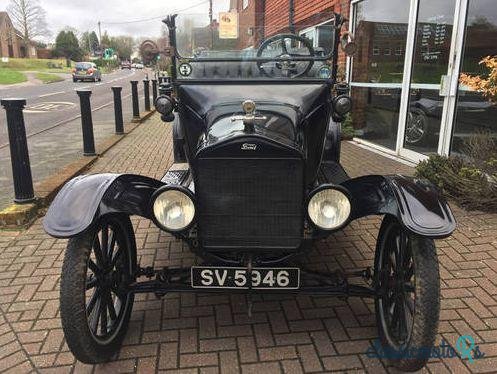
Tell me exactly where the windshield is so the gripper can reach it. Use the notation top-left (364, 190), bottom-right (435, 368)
top-left (171, 0), bottom-right (338, 81)
top-left (75, 62), bottom-right (92, 69)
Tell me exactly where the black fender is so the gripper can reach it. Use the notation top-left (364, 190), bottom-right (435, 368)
top-left (43, 173), bottom-right (164, 238)
top-left (341, 174), bottom-right (456, 239)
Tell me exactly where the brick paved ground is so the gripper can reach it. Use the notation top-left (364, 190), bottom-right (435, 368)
top-left (1, 114), bottom-right (497, 373)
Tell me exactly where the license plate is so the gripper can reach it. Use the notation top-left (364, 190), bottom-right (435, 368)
top-left (191, 266), bottom-right (300, 289)
top-left (78, 70), bottom-right (86, 75)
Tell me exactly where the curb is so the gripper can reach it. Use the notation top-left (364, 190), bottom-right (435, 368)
top-left (0, 110), bottom-right (155, 229)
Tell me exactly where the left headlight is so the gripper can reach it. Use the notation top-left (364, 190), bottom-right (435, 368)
top-left (151, 187), bottom-right (195, 232)
top-left (307, 186), bottom-right (351, 230)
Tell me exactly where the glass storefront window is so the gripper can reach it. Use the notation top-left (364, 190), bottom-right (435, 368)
top-left (351, 0), bottom-right (409, 150)
top-left (403, 0), bottom-right (456, 155)
top-left (351, 87), bottom-right (402, 150)
top-left (451, 0), bottom-right (497, 153)
top-left (352, 1), bottom-right (409, 84)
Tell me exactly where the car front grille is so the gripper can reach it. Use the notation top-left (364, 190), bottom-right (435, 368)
top-left (195, 157), bottom-right (304, 250)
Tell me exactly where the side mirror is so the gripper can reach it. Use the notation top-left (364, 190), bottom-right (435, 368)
top-left (340, 32), bottom-right (357, 56)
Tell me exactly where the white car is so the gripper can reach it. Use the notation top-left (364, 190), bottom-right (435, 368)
top-left (132, 63), bottom-right (144, 69)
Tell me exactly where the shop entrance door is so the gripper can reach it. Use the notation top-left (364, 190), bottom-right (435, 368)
top-left (398, 0), bottom-right (467, 161)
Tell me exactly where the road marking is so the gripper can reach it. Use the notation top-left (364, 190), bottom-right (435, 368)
top-left (24, 102), bottom-right (76, 113)
top-left (39, 91), bottom-right (66, 98)
top-left (0, 73), bottom-right (149, 149)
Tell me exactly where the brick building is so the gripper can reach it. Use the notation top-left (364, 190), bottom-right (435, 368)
top-left (0, 11), bottom-right (21, 58)
top-left (0, 11), bottom-right (37, 58)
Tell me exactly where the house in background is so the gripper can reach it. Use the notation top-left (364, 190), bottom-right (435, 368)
top-left (0, 11), bottom-right (37, 58)
top-left (0, 11), bottom-right (21, 57)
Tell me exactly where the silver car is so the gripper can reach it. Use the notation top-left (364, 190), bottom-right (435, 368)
top-left (72, 62), bottom-right (102, 82)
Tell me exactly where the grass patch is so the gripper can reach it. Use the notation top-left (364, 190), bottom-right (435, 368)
top-left (0, 58), bottom-right (74, 73)
top-left (0, 69), bottom-right (27, 85)
top-left (35, 72), bottom-right (64, 84)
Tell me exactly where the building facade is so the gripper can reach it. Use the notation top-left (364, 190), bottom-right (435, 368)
top-left (0, 11), bottom-right (21, 58)
top-left (255, 0), bottom-right (496, 163)
top-left (0, 11), bottom-right (37, 58)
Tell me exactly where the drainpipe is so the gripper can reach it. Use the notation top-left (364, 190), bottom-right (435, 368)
top-left (289, 0), bottom-right (295, 34)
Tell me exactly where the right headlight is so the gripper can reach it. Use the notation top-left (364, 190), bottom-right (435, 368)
top-left (307, 186), bottom-right (351, 230)
top-left (151, 186), bottom-right (195, 232)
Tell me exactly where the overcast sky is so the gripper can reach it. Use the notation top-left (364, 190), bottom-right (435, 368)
top-left (0, 0), bottom-right (229, 42)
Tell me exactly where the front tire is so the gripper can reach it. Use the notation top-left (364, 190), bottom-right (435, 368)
top-left (374, 216), bottom-right (440, 372)
top-left (60, 215), bottom-right (136, 364)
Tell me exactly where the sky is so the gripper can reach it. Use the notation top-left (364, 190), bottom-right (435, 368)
top-left (0, 0), bottom-right (229, 42)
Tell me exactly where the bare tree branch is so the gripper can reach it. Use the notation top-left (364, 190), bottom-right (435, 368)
top-left (7, 0), bottom-right (50, 46)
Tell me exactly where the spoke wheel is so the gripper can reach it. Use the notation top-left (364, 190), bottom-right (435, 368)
top-left (374, 216), bottom-right (440, 372)
top-left (405, 108), bottom-right (428, 145)
top-left (60, 215), bottom-right (136, 364)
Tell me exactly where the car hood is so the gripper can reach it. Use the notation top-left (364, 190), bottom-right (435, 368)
top-left (178, 83), bottom-right (329, 126)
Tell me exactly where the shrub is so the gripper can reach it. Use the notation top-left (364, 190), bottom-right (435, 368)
top-left (341, 114), bottom-right (355, 140)
top-left (415, 133), bottom-right (497, 212)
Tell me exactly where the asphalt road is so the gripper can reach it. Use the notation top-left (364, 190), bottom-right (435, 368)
top-left (0, 68), bottom-right (150, 147)
top-left (0, 68), bottom-right (153, 208)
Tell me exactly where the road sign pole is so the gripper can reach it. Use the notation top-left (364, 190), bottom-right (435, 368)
top-left (143, 79), bottom-right (151, 112)
top-left (112, 86), bottom-right (124, 135)
top-left (131, 80), bottom-right (140, 120)
top-left (1, 98), bottom-right (35, 204)
top-left (76, 90), bottom-right (96, 156)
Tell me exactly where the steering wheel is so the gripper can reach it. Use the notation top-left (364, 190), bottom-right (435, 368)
top-left (256, 34), bottom-right (315, 78)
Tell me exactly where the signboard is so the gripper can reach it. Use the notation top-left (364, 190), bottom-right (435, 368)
top-left (1, 57), bottom-right (8, 63)
top-left (219, 12), bottom-right (239, 39)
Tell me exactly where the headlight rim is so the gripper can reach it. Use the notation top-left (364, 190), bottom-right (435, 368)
top-left (306, 184), bottom-right (352, 232)
top-left (150, 185), bottom-right (196, 233)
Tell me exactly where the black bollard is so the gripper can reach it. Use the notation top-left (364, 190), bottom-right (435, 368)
top-left (143, 79), bottom-right (151, 112)
top-left (1, 98), bottom-right (35, 203)
top-left (152, 79), bottom-right (158, 105)
top-left (76, 90), bottom-right (96, 156)
top-left (111, 86), bottom-right (124, 135)
top-left (130, 80), bottom-right (140, 120)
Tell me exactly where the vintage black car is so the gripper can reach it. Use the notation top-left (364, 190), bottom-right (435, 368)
top-left (44, 8), bottom-right (456, 372)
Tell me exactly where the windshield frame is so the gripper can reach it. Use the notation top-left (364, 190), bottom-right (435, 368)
top-left (163, 13), bottom-right (344, 83)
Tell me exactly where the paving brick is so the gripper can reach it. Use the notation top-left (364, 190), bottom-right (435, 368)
top-left (1, 114), bottom-right (496, 373)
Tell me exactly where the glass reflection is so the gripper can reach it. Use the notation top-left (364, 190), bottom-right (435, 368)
top-left (451, 0), bottom-right (497, 153)
top-left (403, 0), bottom-right (456, 155)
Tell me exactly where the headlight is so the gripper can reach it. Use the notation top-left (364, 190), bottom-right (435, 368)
top-left (151, 187), bottom-right (195, 232)
top-left (333, 95), bottom-right (352, 116)
top-left (307, 187), bottom-right (351, 230)
top-left (155, 95), bottom-right (174, 115)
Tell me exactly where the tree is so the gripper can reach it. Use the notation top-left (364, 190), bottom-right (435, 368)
top-left (109, 36), bottom-right (134, 60)
top-left (460, 56), bottom-right (497, 103)
top-left (54, 30), bottom-right (83, 64)
top-left (80, 31), bottom-right (99, 54)
top-left (7, 0), bottom-right (49, 49)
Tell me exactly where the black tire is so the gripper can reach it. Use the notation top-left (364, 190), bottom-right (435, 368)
top-left (374, 216), bottom-right (440, 372)
top-left (60, 215), bottom-right (136, 364)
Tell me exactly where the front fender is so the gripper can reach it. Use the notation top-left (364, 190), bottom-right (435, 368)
top-left (342, 175), bottom-right (456, 238)
top-left (43, 173), bottom-right (164, 238)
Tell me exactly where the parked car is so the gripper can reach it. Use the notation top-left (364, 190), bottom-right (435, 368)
top-left (72, 62), bottom-right (101, 82)
top-left (121, 61), bottom-right (131, 69)
top-left (44, 9), bottom-right (456, 372)
top-left (132, 62), bottom-right (144, 69)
